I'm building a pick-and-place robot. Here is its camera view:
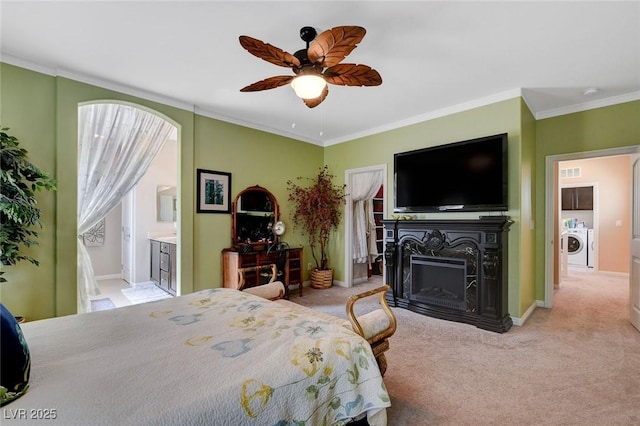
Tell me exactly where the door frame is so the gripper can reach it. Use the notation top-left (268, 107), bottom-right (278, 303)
top-left (121, 190), bottom-right (135, 284)
top-left (344, 164), bottom-right (387, 288)
top-left (544, 145), bottom-right (640, 308)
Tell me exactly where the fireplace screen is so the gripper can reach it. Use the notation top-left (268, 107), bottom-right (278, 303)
top-left (409, 255), bottom-right (467, 311)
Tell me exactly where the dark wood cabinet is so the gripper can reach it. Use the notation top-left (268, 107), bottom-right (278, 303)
top-left (561, 186), bottom-right (593, 210)
top-left (222, 247), bottom-right (303, 297)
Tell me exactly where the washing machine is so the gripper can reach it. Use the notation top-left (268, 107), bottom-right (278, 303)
top-left (566, 228), bottom-right (588, 266)
top-left (587, 229), bottom-right (595, 268)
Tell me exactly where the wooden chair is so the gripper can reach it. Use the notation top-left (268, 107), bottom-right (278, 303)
top-left (346, 285), bottom-right (397, 376)
top-left (237, 263), bottom-right (285, 301)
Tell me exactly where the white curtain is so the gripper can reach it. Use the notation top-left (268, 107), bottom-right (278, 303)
top-left (351, 170), bottom-right (385, 264)
top-left (77, 103), bottom-right (174, 313)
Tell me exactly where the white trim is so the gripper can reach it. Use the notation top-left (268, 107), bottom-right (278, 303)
top-left (332, 280), bottom-right (347, 288)
top-left (95, 274), bottom-right (121, 281)
top-left (535, 91), bottom-right (640, 120)
top-left (4, 53), bottom-right (637, 147)
top-left (4, 52), bottom-right (516, 146)
top-left (194, 107), bottom-right (324, 147)
top-left (324, 89), bottom-right (523, 147)
top-left (344, 164), bottom-right (387, 289)
top-left (511, 301), bottom-right (539, 326)
top-left (545, 145), bottom-right (640, 309)
top-left (2, 54), bottom-right (196, 113)
top-left (1, 54), bottom-right (57, 76)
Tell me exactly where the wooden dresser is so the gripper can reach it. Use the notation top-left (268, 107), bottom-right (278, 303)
top-left (222, 247), bottom-right (303, 297)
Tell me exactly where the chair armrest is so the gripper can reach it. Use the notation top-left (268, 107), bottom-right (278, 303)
top-left (346, 285), bottom-right (397, 344)
top-left (237, 263), bottom-right (277, 291)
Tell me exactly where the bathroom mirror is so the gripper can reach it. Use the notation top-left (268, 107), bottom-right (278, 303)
top-left (232, 185), bottom-right (279, 249)
top-left (157, 185), bottom-right (177, 222)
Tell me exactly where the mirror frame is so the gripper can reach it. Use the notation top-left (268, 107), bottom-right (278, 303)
top-left (156, 185), bottom-right (177, 222)
top-left (231, 185), bottom-right (279, 249)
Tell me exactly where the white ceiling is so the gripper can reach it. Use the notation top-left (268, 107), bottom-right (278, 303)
top-left (2, 1), bottom-right (639, 146)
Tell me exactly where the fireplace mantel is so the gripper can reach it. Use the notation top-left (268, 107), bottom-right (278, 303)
top-left (382, 216), bottom-right (513, 333)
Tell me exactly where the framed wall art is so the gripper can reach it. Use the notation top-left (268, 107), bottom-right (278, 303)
top-left (196, 169), bottom-right (232, 213)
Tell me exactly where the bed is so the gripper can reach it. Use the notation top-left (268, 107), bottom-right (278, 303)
top-left (5, 288), bottom-right (390, 425)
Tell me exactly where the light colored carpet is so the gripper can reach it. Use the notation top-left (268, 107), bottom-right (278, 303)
top-left (90, 297), bottom-right (116, 312)
top-left (291, 272), bottom-right (640, 425)
top-left (121, 282), bottom-right (172, 304)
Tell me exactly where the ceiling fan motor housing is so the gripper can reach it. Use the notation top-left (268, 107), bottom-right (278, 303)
top-left (299, 26), bottom-right (317, 44)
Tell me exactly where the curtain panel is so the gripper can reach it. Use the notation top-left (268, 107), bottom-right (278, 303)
top-left (350, 170), bottom-right (384, 264)
top-left (77, 103), bottom-right (174, 313)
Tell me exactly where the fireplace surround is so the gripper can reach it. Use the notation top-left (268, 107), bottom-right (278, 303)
top-left (382, 216), bottom-right (513, 333)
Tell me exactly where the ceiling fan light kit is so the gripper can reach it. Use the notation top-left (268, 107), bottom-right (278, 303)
top-left (291, 74), bottom-right (327, 99)
top-left (239, 25), bottom-right (381, 108)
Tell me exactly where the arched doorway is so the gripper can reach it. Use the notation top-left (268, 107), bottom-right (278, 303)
top-left (77, 101), bottom-right (179, 312)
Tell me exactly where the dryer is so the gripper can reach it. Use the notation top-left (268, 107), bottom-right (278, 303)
top-left (566, 228), bottom-right (588, 266)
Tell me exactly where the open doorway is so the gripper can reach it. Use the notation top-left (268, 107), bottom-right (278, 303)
top-left (77, 102), bottom-right (179, 312)
top-left (545, 146), bottom-right (639, 310)
top-left (344, 164), bottom-right (387, 288)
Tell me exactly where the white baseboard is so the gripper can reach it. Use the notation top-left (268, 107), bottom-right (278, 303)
top-left (332, 280), bottom-right (347, 288)
top-left (511, 300), bottom-right (539, 326)
top-left (95, 274), bottom-right (121, 281)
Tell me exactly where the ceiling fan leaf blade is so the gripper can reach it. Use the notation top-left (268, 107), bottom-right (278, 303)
top-left (239, 35), bottom-right (301, 68)
top-left (303, 85), bottom-right (329, 108)
top-left (240, 76), bottom-right (294, 92)
top-left (323, 64), bottom-right (382, 86)
top-left (308, 26), bottom-right (366, 68)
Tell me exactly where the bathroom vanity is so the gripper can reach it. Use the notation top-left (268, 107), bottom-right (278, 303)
top-left (150, 236), bottom-right (177, 296)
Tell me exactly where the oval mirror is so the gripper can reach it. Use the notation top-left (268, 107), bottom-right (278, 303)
top-left (232, 185), bottom-right (279, 249)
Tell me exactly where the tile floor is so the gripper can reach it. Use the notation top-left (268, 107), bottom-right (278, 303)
top-left (91, 278), bottom-right (137, 309)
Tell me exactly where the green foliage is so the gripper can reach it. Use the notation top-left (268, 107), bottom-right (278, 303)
top-left (287, 166), bottom-right (346, 270)
top-left (0, 127), bottom-right (57, 281)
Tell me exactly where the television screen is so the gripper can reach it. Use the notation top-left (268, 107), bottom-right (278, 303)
top-left (394, 133), bottom-right (508, 212)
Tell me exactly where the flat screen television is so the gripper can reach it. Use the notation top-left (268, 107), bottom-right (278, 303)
top-left (394, 133), bottom-right (508, 213)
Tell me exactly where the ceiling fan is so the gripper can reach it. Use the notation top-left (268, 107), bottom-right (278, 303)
top-left (239, 26), bottom-right (382, 108)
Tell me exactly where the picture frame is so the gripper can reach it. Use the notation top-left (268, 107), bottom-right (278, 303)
top-left (196, 169), bottom-right (232, 213)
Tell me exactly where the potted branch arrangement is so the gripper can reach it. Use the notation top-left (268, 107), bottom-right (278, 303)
top-left (1, 127), bottom-right (56, 406)
top-left (287, 165), bottom-right (346, 289)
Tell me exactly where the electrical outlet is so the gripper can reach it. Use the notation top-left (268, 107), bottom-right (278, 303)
top-left (307, 262), bottom-right (313, 270)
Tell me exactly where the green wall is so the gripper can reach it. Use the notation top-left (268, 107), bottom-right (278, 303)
top-left (533, 100), bottom-right (640, 301)
top-left (0, 63), bottom-right (322, 320)
top-left (0, 65), bottom-right (57, 319)
top-left (324, 98), bottom-right (529, 317)
top-left (2, 61), bottom-right (638, 322)
top-left (519, 98), bottom-right (537, 315)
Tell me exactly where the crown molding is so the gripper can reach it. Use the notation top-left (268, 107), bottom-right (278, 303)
top-left (323, 89), bottom-right (523, 146)
top-left (1, 54), bottom-right (195, 113)
top-left (535, 91), bottom-right (640, 120)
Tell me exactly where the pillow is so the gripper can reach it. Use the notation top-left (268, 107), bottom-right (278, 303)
top-left (0, 303), bottom-right (30, 406)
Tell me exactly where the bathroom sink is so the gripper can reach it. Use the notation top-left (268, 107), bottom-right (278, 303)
top-left (155, 236), bottom-right (177, 243)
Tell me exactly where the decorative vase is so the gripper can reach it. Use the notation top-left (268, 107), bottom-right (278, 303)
top-left (310, 268), bottom-right (333, 289)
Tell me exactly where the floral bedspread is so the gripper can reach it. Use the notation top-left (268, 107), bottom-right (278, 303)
top-left (13, 288), bottom-right (389, 426)
top-left (173, 288), bottom-right (390, 425)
